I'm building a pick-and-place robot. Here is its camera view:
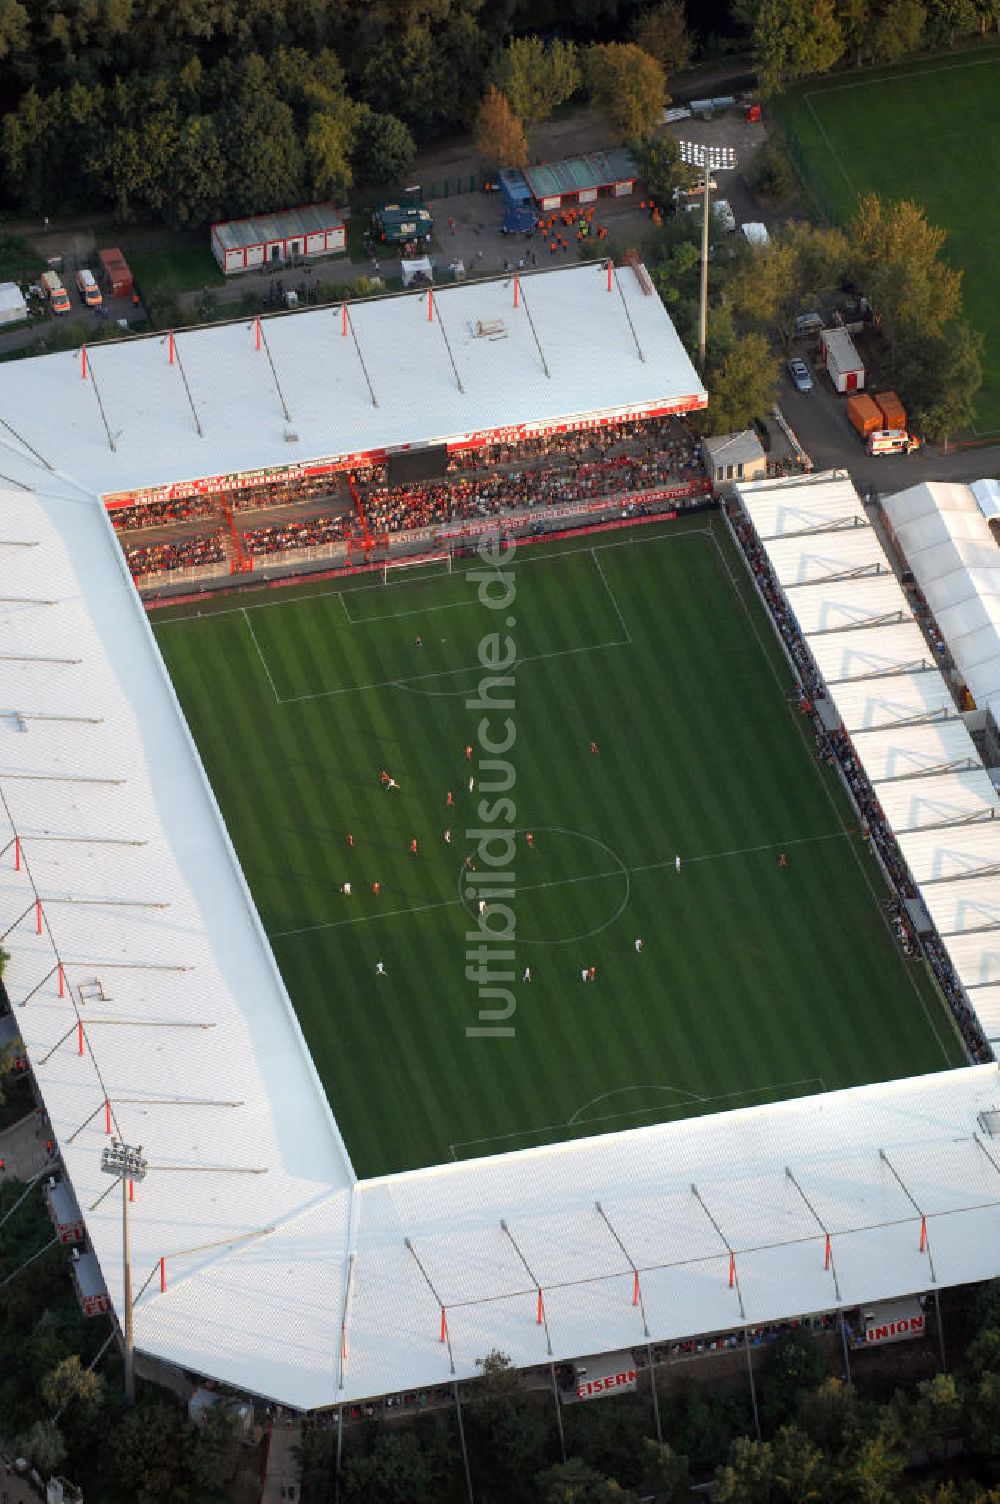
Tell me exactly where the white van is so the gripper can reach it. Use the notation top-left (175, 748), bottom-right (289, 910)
top-left (868, 429), bottom-right (920, 456)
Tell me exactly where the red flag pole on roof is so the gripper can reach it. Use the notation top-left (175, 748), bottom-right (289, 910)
top-left (440, 1307), bottom-right (447, 1343)
top-left (342, 303), bottom-right (348, 336)
top-left (105, 1098), bottom-right (111, 1134)
top-left (513, 274), bottom-right (520, 307)
top-left (632, 1270), bottom-right (640, 1306)
top-left (919, 1215), bottom-right (927, 1252)
top-left (81, 346), bottom-right (87, 380)
top-left (607, 259), bottom-right (613, 292)
top-left (160, 1256), bottom-right (166, 1293)
top-left (728, 1251), bottom-right (736, 1288)
top-left (35, 899), bottom-right (42, 935)
top-left (129, 1178), bottom-right (134, 1203)
top-left (58, 963), bottom-right (65, 997)
top-left (77, 1021), bottom-right (83, 1055)
top-left (254, 316), bottom-right (261, 352)
top-left (536, 1288), bottom-right (544, 1325)
top-left (168, 330), bottom-right (174, 365)
top-left (824, 1234), bottom-right (831, 1270)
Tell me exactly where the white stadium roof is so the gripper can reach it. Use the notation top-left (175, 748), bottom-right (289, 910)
top-left (0, 315), bottom-right (997, 1409)
top-left (737, 470), bottom-right (1000, 1058)
top-left (0, 262), bottom-right (706, 503)
top-left (734, 472), bottom-right (867, 540)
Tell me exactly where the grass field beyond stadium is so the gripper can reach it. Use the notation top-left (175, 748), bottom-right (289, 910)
top-left (153, 520), bottom-right (964, 1176)
top-left (774, 46), bottom-right (1000, 435)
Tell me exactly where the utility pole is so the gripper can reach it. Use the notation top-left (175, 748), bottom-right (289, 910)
top-left (100, 1139), bottom-right (148, 1405)
top-left (678, 141), bottom-right (737, 371)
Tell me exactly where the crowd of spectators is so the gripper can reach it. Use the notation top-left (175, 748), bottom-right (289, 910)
top-left (125, 530), bottom-right (226, 578)
top-left (111, 495), bottom-right (218, 532)
top-left (445, 416), bottom-right (699, 474)
top-left (242, 514), bottom-right (354, 556)
top-left (364, 450), bottom-right (703, 536)
top-left (732, 509), bottom-right (993, 1066)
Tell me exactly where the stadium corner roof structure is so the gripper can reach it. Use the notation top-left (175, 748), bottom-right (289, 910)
top-left (1, 295), bottom-right (999, 1411)
top-left (0, 262), bottom-right (705, 501)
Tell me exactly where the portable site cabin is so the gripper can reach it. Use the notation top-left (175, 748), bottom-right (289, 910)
top-left (372, 203), bottom-right (433, 246)
top-left (211, 204), bottom-right (346, 275)
top-left (820, 326), bottom-right (865, 392)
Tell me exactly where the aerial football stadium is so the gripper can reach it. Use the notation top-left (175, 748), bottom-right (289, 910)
top-left (0, 260), bottom-right (998, 1415)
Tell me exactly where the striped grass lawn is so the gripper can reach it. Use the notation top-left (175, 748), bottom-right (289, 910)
top-left (773, 44), bottom-right (1000, 435)
top-left (153, 519), bottom-right (965, 1176)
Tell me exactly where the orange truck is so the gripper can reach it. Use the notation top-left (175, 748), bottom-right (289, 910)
top-left (40, 269), bottom-right (71, 315)
top-left (847, 392), bottom-right (883, 438)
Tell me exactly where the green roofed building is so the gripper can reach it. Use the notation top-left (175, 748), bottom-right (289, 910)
top-left (372, 202), bottom-right (434, 245)
top-left (523, 149), bottom-right (637, 210)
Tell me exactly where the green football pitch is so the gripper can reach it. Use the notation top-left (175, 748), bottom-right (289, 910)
top-left (153, 520), bottom-right (964, 1177)
top-left (774, 46), bottom-right (1000, 435)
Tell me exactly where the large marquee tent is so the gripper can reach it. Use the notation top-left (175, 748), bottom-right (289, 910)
top-left (737, 470), bottom-right (1000, 1057)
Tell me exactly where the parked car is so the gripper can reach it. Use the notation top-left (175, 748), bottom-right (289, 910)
top-left (787, 357), bottom-right (813, 393)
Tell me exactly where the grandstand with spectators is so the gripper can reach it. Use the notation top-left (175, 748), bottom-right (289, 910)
top-left (0, 271), bottom-right (998, 1422)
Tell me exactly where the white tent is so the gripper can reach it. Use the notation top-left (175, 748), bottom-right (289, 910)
top-left (807, 622), bottom-right (933, 686)
top-left (874, 770), bottom-right (999, 832)
top-left (884, 482), bottom-right (1000, 715)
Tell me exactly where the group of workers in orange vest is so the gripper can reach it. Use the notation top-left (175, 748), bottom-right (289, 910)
top-left (541, 204), bottom-right (611, 256)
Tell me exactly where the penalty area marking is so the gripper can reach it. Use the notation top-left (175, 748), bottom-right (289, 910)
top-left (448, 1076), bottom-right (828, 1160)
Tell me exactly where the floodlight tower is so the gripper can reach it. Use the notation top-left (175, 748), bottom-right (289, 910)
top-left (100, 1138), bottom-right (148, 1405)
top-left (678, 141), bottom-right (737, 371)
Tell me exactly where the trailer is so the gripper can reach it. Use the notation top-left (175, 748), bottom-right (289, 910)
top-left (847, 393), bottom-right (883, 438)
top-left (819, 326), bottom-right (865, 392)
top-left (875, 390), bottom-right (906, 431)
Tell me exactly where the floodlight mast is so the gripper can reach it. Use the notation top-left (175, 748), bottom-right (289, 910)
top-left (678, 141), bottom-right (737, 370)
top-left (100, 1139), bottom-right (147, 1404)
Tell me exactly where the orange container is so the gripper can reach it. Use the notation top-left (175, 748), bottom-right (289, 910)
top-left (847, 392), bottom-right (883, 437)
top-left (875, 390), bottom-right (906, 431)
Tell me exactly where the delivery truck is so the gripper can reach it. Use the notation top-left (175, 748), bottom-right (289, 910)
top-left (40, 269), bottom-right (71, 314)
top-left (98, 247), bottom-right (133, 299)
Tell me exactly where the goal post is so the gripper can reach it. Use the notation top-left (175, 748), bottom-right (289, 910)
top-left (382, 549), bottom-right (453, 586)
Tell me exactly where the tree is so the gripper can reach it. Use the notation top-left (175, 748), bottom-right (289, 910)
top-left (753, 0), bottom-right (844, 94)
top-left (343, 1430), bottom-right (436, 1503)
top-left (839, 0), bottom-right (872, 63)
top-left (707, 333), bottom-right (780, 432)
top-left (905, 321), bottom-right (984, 446)
top-left (726, 239), bottom-right (799, 329)
top-left (850, 193), bottom-right (962, 340)
top-left (220, 87), bottom-right (304, 216)
top-left (714, 1427), bottom-right (826, 1503)
top-left (924, 0), bottom-right (978, 44)
top-left (16, 1418), bottom-right (66, 1476)
top-left (783, 220), bottom-right (851, 305)
top-left (585, 42), bottom-right (666, 141)
top-left (759, 1327), bottom-right (829, 1432)
top-left (305, 99), bottom-right (362, 201)
top-left (188, 1404), bottom-right (242, 1497)
top-left (496, 36), bottom-right (580, 124)
top-left (536, 1456), bottom-right (639, 1503)
top-left (107, 1400), bottom-right (187, 1504)
top-left (355, 110), bottom-right (415, 186)
top-left (798, 1377), bottom-right (869, 1460)
top-left (40, 1354), bottom-right (103, 1416)
top-left (474, 85), bottom-right (528, 168)
top-left (632, 0), bottom-right (695, 76)
top-left (867, 0), bottom-right (926, 60)
top-left (639, 1440), bottom-right (690, 1502)
top-left (630, 133), bottom-right (691, 205)
top-left (0, 0), bottom-right (29, 64)
top-left (167, 115), bottom-right (226, 228)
